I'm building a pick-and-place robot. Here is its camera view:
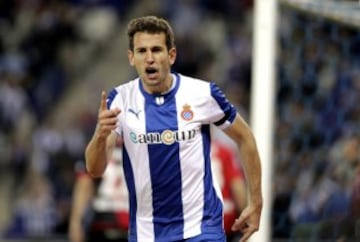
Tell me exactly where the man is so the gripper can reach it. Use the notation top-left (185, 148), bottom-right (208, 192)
top-left (85, 15), bottom-right (262, 242)
top-left (69, 137), bottom-right (129, 242)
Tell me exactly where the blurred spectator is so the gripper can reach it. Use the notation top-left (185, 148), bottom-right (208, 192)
top-left (0, 53), bottom-right (28, 135)
top-left (69, 137), bottom-right (129, 242)
top-left (350, 164), bottom-right (360, 225)
top-left (211, 129), bottom-right (247, 242)
top-left (4, 169), bottom-right (59, 239)
top-left (336, 137), bottom-right (360, 241)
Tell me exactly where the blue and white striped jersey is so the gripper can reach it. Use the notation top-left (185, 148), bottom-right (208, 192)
top-left (107, 73), bottom-right (237, 242)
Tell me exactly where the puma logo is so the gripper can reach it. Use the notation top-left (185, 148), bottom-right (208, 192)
top-left (128, 108), bottom-right (141, 119)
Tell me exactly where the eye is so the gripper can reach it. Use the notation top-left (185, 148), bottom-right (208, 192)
top-left (152, 47), bottom-right (162, 53)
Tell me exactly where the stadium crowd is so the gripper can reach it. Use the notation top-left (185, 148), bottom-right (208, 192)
top-left (273, 6), bottom-right (360, 241)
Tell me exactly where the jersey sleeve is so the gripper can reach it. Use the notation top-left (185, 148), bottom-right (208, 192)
top-left (209, 82), bottom-right (237, 129)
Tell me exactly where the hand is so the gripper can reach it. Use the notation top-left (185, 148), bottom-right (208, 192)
top-left (96, 90), bottom-right (121, 139)
top-left (231, 203), bottom-right (262, 242)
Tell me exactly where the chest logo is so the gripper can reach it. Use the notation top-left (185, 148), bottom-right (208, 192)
top-left (181, 104), bottom-right (194, 121)
top-left (128, 108), bottom-right (141, 119)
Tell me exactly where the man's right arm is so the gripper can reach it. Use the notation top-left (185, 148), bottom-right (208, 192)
top-left (85, 91), bottom-right (121, 177)
top-left (85, 131), bottom-right (117, 177)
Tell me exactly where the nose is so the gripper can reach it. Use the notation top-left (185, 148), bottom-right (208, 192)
top-left (145, 50), bottom-right (154, 63)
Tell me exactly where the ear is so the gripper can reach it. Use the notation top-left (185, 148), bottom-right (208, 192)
top-left (169, 47), bottom-right (177, 66)
top-left (128, 50), bottom-right (134, 66)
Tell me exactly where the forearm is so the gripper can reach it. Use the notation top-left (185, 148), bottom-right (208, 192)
top-left (85, 134), bottom-right (108, 177)
top-left (69, 177), bottom-right (94, 242)
top-left (231, 178), bottom-right (248, 211)
top-left (238, 137), bottom-right (263, 207)
top-left (224, 114), bottom-right (263, 208)
top-left (70, 177), bottom-right (94, 225)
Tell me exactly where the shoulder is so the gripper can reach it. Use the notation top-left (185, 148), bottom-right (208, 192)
top-left (178, 73), bottom-right (211, 89)
top-left (178, 74), bottom-right (223, 97)
top-left (177, 73), bottom-right (215, 100)
top-left (111, 78), bottom-right (139, 95)
top-left (107, 78), bottom-right (139, 105)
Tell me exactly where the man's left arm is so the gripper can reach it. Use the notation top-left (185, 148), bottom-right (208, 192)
top-left (223, 113), bottom-right (263, 242)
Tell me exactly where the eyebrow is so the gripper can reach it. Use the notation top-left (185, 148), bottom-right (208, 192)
top-left (135, 45), bottom-right (165, 51)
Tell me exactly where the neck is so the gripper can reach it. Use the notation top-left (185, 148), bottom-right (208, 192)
top-left (145, 74), bottom-right (173, 94)
top-left (160, 74), bottom-right (173, 94)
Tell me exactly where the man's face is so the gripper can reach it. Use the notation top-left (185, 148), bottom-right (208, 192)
top-left (128, 32), bottom-right (176, 93)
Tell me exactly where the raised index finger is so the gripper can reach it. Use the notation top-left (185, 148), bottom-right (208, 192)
top-left (99, 90), bottom-right (108, 111)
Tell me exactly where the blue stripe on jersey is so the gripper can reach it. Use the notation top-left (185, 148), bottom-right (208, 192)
top-left (143, 94), bottom-right (184, 239)
top-left (123, 147), bottom-right (138, 242)
top-left (200, 125), bottom-right (224, 234)
top-left (107, 88), bottom-right (118, 109)
top-left (210, 82), bottom-right (236, 126)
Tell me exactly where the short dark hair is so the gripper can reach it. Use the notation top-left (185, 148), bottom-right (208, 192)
top-left (127, 16), bottom-right (175, 51)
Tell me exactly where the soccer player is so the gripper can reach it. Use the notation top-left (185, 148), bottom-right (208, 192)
top-left (69, 137), bottom-right (129, 242)
top-left (210, 137), bottom-right (248, 242)
top-left (85, 16), bottom-right (262, 242)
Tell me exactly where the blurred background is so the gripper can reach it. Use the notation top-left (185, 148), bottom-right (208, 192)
top-left (0, 0), bottom-right (359, 241)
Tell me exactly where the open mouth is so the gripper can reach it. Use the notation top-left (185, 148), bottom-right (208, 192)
top-left (145, 67), bottom-right (158, 79)
top-left (146, 67), bottom-right (157, 74)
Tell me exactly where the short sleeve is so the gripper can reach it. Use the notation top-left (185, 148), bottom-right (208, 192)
top-left (210, 82), bottom-right (237, 129)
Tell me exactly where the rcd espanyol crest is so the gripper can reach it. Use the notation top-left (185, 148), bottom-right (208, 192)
top-left (181, 104), bottom-right (194, 121)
